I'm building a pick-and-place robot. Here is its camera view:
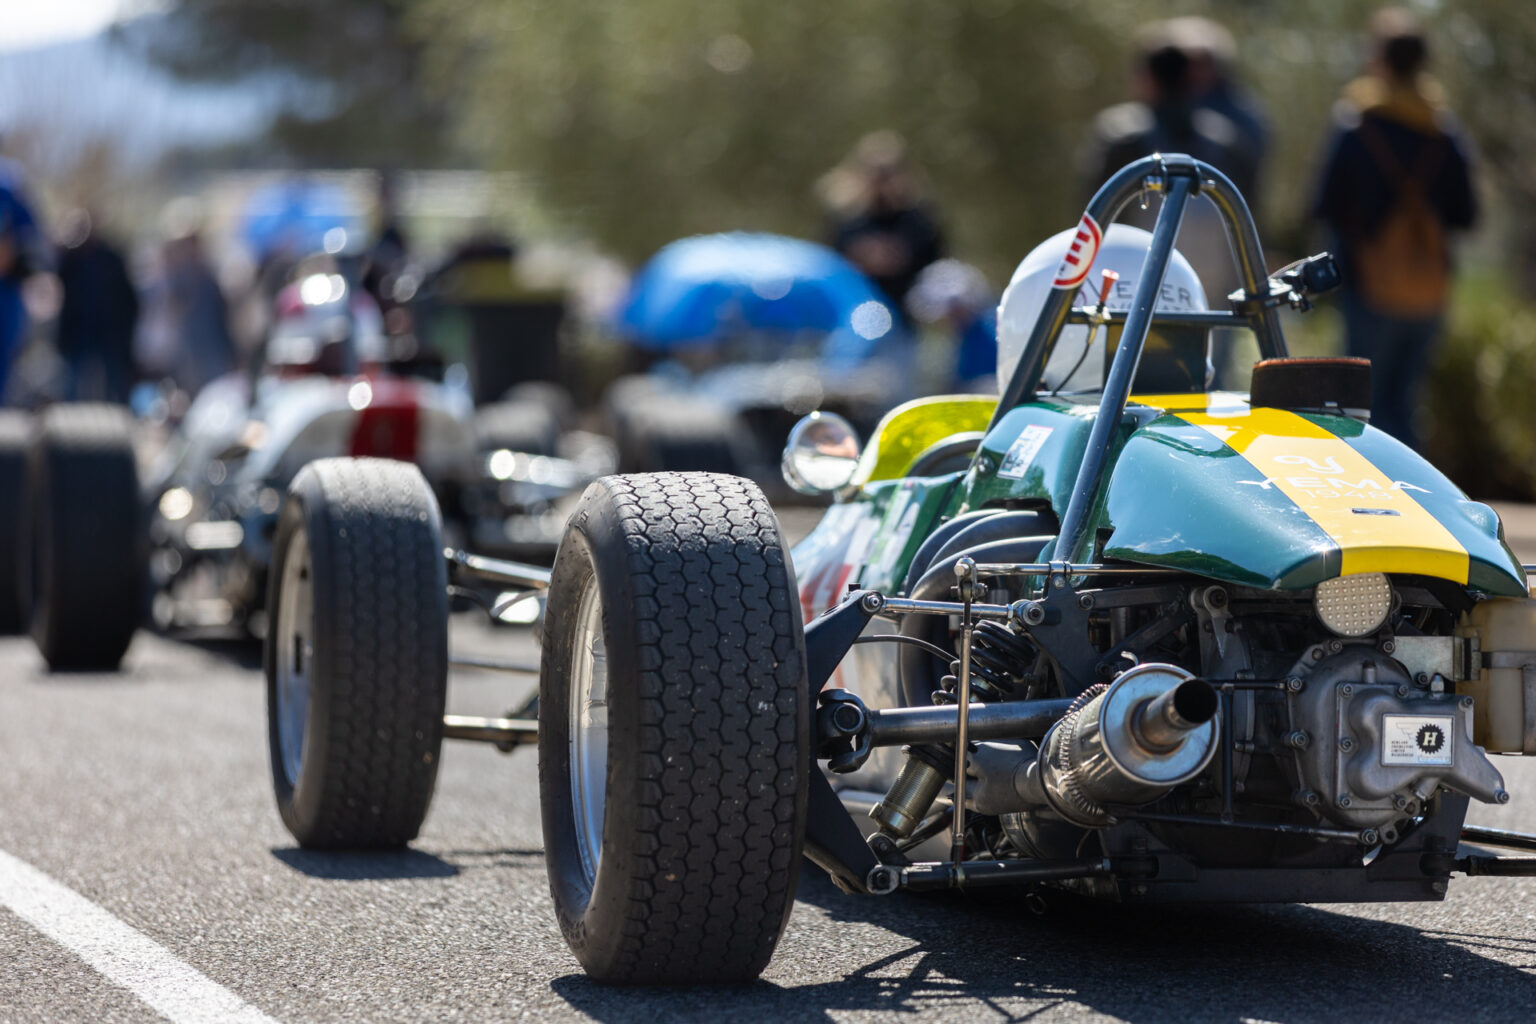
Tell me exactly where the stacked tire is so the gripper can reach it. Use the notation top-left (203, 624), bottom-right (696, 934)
top-left (10, 404), bottom-right (143, 670)
top-left (0, 410), bottom-right (29, 634)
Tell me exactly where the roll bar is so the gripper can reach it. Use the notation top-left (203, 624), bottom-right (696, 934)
top-left (985, 154), bottom-right (1289, 563)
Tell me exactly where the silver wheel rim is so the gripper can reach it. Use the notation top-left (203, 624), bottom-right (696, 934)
top-left (569, 576), bottom-right (609, 885)
top-left (274, 530), bottom-right (314, 788)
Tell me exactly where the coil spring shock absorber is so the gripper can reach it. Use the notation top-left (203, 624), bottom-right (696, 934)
top-left (874, 620), bottom-right (1039, 839)
top-left (934, 620), bottom-right (1036, 703)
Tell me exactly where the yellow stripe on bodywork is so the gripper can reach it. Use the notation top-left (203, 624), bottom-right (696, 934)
top-left (1177, 406), bottom-right (1468, 582)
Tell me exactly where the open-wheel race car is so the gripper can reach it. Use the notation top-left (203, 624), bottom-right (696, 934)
top-left (262, 154), bottom-right (1536, 986)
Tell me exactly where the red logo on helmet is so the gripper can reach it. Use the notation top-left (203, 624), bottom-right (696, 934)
top-left (1052, 214), bottom-right (1102, 290)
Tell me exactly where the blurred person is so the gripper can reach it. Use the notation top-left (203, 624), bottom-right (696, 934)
top-left (161, 202), bottom-right (237, 396)
top-left (1165, 16), bottom-right (1269, 195)
top-left (819, 131), bottom-right (944, 317)
top-left (906, 259), bottom-right (997, 393)
top-left (1312, 7), bottom-right (1476, 452)
top-left (1080, 19), bottom-right (1265, 386)
top-left (1080, 23), bottom-right (1259, 202)
top-left (0, 154), bottom-right (41, 404)
top-left (55, 210), bottom-right (139, 404)
top-left (362, 170), bottom-right (412, 315)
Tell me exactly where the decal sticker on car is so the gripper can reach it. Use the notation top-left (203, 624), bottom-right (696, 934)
top-left (1381, 715), bottom-right (1454, 766)
top-left (1177, 406), bottom-right (1468, 582)
top-left (1052, 214), bottom-right (1102, 289)
top-left (997, 424), bottom-right (1054, 480)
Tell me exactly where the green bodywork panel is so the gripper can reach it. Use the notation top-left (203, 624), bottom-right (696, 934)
top-left (799, 392), bottom-right (1528, 600)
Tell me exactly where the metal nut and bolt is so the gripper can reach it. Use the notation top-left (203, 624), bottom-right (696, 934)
top-left (1396, 685), bottom-right (1409, 698)
top-left (1338, 737), bottom-right (1355, 752)
top-left (1338, 794), bottom-right (1353, 808)
top-left (1341, 684), bottom-right (1354, 697)
top-left (1461, 696), bottom-right (1475, 710)
top-left (1299, 790), bottom-right (1320, 807)
top-left (1286, 677), bottom-right (1305, 693)
top-left (1328, 639), bottom-right (1344, 653)
top-left (1393, 795), bottom-right (1409, 811)
top-left (1284, 730), bottom-right (1311, 750)
top-left (1381, 640), bottom-right (1396, 654)
top-left (1079, 594), bottom-right (1094, 610)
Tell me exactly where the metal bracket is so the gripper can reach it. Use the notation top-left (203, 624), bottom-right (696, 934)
top-left (803, 769), bottom-right (882, 895)
top-left (1011, 569), bottom-right (1099, 693)
top-left (804, 590), bottom-right (882, 695)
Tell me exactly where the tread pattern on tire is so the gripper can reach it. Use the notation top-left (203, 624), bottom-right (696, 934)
top-left (546, 471), bottom-right (807, 984)
top-left (271, 457), bottom-right (448, 849)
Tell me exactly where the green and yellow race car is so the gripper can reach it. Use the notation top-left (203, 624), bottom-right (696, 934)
top-left (261, 155), bottom-right (1536, 986)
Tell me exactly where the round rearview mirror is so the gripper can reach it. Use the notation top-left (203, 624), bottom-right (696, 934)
top-left (782, 411), bottom-right (862, 496)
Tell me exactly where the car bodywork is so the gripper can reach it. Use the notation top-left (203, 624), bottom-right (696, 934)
top-left (783, 154), bottom-right (1536, 903)
top-left (145, 276), bottom-right (592, 633)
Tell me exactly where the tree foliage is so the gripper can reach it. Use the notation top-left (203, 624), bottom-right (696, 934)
top-left (125, 0), bottom-right (456, 168)
top-left (142, 0), bottom-right (1536, 281)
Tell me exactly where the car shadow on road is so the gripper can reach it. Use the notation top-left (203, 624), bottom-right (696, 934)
top-left (168, 633), bottom-right (264, 671)
top-left (549, 872), bottom-right (1536, 1023)
top-left (270, 846), bottom-right (459, 881)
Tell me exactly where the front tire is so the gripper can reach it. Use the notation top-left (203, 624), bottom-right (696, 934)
top-left (265, 457), bottom-right (449, 849)
top-left (540, 472), bottom-right (809, 984)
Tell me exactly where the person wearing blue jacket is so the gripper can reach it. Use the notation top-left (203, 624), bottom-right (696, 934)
top-left (0, 156), bottom-right (40, 405)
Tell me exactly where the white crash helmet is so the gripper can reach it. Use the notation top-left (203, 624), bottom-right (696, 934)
top-left (996, 223), bottom-right (1209, 395)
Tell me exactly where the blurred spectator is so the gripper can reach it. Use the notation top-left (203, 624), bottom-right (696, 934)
top-left (906, 259), bottom-right (997, 393)
top-left (362, 170), bottom-right (411, 315)
top-left (1081, 19), bottom-right (1263, 205)
top-left (1081, 18), bottom-right (1268, 387)
top-left (0, 155), bottom-right (41, 404)
top-left (161, 205), bottom-right (237, 395)
top-left (55, 210), bottom-right (139, 404)
top-left (819, 131), bottom-right (944, 317)
top-left (1312, 7), bottom-right (1476, 451)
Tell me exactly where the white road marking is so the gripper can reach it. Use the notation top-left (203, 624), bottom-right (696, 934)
top-left (0, 848), bottom-right (279, 1024)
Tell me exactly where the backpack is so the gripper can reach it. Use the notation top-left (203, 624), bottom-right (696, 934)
top-left (1352, 120), bottom-right (1449, 317)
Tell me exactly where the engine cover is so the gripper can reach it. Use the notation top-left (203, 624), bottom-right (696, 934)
top-left (1286, 644), bottom-right (1508, 831)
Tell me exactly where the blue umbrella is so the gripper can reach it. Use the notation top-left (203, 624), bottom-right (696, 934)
top-left (615, 232), bottom-right (897, 362)
top-left (241, 180), bottom-right (366, 259)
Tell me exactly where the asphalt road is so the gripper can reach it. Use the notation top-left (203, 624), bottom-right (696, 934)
top-left (3, 507), bottom-right (1536, 1023)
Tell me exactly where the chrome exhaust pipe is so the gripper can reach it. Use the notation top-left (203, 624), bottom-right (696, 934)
top-left (1020, 664), bottom-right (1220, 826)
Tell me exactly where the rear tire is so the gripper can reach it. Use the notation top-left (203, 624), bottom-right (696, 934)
top-left (540, 472), bottom-right (809, 984)
top-left (0, 411), bottom-right (30, 634)
top-left (265, 457), bottom-right (449, 849)
top-left (24, 404), bottom-right (142, 670)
